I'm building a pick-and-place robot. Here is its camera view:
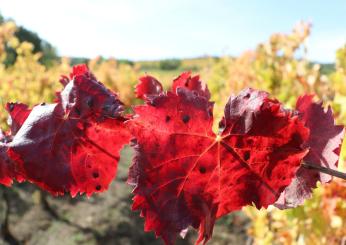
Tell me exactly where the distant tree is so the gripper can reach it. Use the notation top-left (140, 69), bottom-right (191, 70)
top-left (118, 59), bottom-right (134, 66)
top-left (0, 13), bottom-right (58, 67)
top-left (159, 59), bottom-right (181, 70)
top-left (40, 40), bottom-right (58, 67)
top-left (70, 57), bottom-right (90, 66)
top-left (16, 26), bottom-right (42, 53)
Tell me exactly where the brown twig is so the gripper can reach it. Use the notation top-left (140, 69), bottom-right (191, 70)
top-left (302, 162), bottom-right (346, 180)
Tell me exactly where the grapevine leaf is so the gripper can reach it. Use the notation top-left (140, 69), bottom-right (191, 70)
top-left (0, 103), bottom-right (30, 186)
top-left (127, 75), bottom-right (309, 245)
top-left (0, 131), bottom-right (17, 186)
top-left (6, 102), bottom-right (31, 136)
top-left (275, 95), bottom-right (345, 209)
top-left (5, 65), bottom-right (131, 196)
top-left (172, 71), bottom-right (211, 100)
top-left (0, 147), bottom-right (14, 186)
top-left (135, 75), bottom-right (163, 101)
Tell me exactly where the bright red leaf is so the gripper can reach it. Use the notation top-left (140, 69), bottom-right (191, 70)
top-left (275, 95), bottom-right (345, 209)
top-left (172, 71), bottom-right (211, 100)
top-left (6, 102), bottom-right (31, 135)
top-left (3, 65), bottom-right (131, 196)
top-left (127, 74), bottom-right (309, 245)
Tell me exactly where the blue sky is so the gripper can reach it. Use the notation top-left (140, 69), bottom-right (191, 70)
top-left (0, 0), bottom-right (345, 62)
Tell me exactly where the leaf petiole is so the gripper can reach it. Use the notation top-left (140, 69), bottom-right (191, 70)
top-left (302, 162), bottom-right (346, 180)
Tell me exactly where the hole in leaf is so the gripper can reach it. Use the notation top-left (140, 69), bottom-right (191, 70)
top-left (75, 108), bottom-right (81, 116)
top-left (208, 109), bottom-right (213, 117)
top-left (199, 166), bottom-right (206, 174)
top-left (103, 104), bottom-right (110, 111)
top-left (87, 98), bottom-right (94, 107)
top-left (8, 103), bottom-right (14, 112)
top-left (40, 102), bottom-right (46, 106)
top-left (247, 138), bottom-right (254, 145)
top-left (95, 185), bottom-right (101, 191)
top-left (244, 93), bottom-right (251, 99)
top-left (182, 115), bottom-right (190, 124)
top-left (165, 116), bottom-right (171, 122)
top-left (291, 133), bottom-right (302, 144)
top-left (92, 172), bottom-right (99, 178)
top-left (244, 151), bottom-right (250, 161)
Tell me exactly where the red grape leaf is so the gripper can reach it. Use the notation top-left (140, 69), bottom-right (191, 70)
top-left (172, 71), bottom-right (211, 100)
top-left (0, 131), bottom-right (17, 186)
top-left (127, 75), bottom-right (309, 245)
top-left (0, 103), bottom-right (31, 186)
top-left (275, 95), bottom-right (345, 209)
top-left (71, 64), bottom-right (89, 77)
top-left (6, 102), bottom-right (31, 135)
top-left (59, 64), bottom-right (88, 86)
top-left (5, 65), bottom-right (131, 196)
top-left (135, 75), bottom-right (163, 100)
top-left (0, 133), bottom-right (25, 186)
top-left (0, 146), bottom-right (15, 186)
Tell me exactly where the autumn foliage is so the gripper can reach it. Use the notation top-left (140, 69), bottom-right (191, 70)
top-left (0, 64), bottom-right (344, 244)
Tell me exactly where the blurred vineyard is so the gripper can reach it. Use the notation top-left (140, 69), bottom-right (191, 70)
top-left (0, 18), bottom-right (346, 245)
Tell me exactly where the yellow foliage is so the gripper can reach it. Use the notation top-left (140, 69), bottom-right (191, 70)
top-left (245, 180), bottom-right (346, 245)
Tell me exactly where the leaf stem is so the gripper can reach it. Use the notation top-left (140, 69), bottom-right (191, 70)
top-left (302, 162), bottom-right (346, 180)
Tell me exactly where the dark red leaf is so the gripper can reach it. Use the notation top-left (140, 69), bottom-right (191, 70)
top-left (135, 75), bottom-right (163, 100)
top-left (0, 102), bottom-right (30, 186)
top-left (0, 150), bottom-right (15, 186)
top-left (127, 76), bottom-right (309, 245)
top-left (275, 95), bottom-right (345, 209)
top-left (4, 65), bottom-right (131, 196)
top-left (0, 135), bottom-right (15, 186)
top-left (0, 128), bottom-right (25, 186)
